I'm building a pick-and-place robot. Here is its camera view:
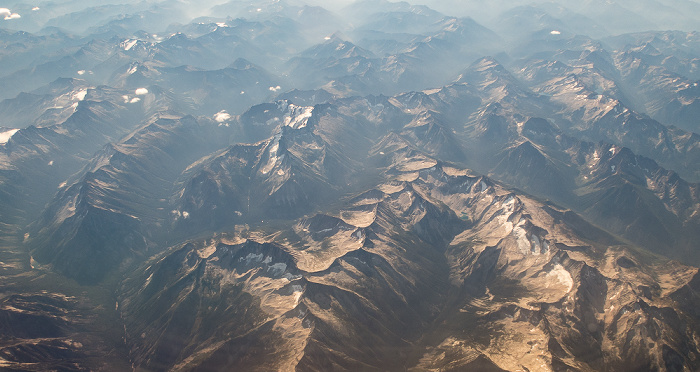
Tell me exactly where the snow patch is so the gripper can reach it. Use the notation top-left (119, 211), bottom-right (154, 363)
top-left (531, 234), bottom-right (541, 255)
top-left (122, 39), bottom-right (137, 51)
top-left (496, 195), bottom-right (516, 234)
top-left (292, 284), bottom-right (303, 305)
top-left (214, 110), bottom-right (231, 123)
top-left (512, 222), bottom-right (530, 254)
top-left (240, 253), bottom-right (264, 264)
top-left (547, 264), bottom-right (574, 293)
top-left (283, 273), bottom-right (302, 281)
top-left (267, 262), bottom-right (287, 276)
top-left (73, 89), bottom-right (88, 101)
top-left (135, 88), bottom-right (148, 95)
top-left (260, 134), bottom-right (282, 174)
top-left (127, 65), bottom-right (138, 75)
top-left (0, 129), bottom-right (19, 144)
top-left (444, 22), bottom-right (458, 32)
top-left (284, 105), bottom-right (314, 129)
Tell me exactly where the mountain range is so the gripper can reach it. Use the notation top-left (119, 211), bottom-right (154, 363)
top-left (1, 0), bottom-right (700, 370)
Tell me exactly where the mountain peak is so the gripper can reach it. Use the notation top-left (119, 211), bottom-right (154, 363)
top-left (229, 57), bottom-right (255, 70)
top-left (469, 56), bottom-right (505, 72)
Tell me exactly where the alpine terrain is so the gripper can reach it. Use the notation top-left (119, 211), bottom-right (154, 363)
top-left (1, 0), bottom-right (700, 371)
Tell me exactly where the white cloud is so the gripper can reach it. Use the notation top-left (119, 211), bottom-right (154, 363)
top-left (214, 110), bottom-right (231, 122)
top-left (77, 70), bottom-right (86, 75)
top-left (130, 97), bottom-right (141, 103)
top-left (269, 85), bottom-right (281, 92)
top-left (0, 8), bottom-right (20, 20)
top-left (32, 7), bottom-right (39, 11)
top-left (550, 30), bottom-right (561, 35)
top-left (135, 88), bottom-right (148, 95)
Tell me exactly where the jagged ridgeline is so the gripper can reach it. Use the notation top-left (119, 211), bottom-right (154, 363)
top-left (0, 0), bottom-right (699, 370)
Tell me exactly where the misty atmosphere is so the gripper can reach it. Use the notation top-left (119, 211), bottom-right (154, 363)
top-left (1, 0), bottom-right (700, 370)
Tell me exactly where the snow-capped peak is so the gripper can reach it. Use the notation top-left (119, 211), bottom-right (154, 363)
top-left (283, 104), bottom-right (314, 129)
